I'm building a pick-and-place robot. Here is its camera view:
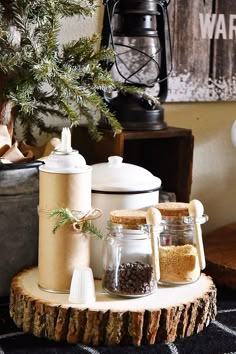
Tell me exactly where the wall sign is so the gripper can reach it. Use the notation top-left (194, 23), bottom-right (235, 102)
top-left (166, 0), bottom-right (236, 102)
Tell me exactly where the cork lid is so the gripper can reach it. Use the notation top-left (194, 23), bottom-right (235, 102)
top-left (110, 209), bottom-right (147, 226)
top-left (155, 202), bottom-right (189, 217)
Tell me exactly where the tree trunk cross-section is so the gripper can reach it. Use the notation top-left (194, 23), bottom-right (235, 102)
top-left (9, 268), bottom-right (217, 347)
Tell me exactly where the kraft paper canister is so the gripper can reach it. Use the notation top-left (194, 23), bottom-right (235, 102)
top-left (39, 171), bottom-right (91, 211)
top-left (38, 134), bottom-right (92, 292)
top-left (38, 215), bottom-right (90, 292)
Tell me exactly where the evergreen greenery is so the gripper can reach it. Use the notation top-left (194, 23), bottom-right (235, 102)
top-left (0, 0), bottom-right (145, 144)
top-left (50, 207), bottom-right (103, 239)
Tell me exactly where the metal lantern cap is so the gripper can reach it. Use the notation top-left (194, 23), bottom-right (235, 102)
top-left (115, 0), bottom-right (162, 14)
top-left (113, 0), bottom-right (162, 37)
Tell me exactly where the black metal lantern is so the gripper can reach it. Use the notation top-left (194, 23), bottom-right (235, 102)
top-left (100, 0), bottom-right (172, 130)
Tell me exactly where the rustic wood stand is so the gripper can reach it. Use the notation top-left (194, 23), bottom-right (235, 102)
top-left (10, 268), bottom-right (216, 347)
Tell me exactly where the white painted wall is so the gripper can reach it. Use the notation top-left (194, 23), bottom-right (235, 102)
top-left (59, 7), bottom-right (236, 235)
top-left (58, 3), bottom-right (104, 42)
top-left (164, 102), bottom-right (236, 234)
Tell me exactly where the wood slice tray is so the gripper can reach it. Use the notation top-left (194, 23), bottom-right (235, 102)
top-left (204, 223), bottom-right (236, 289)
top-left (9, 267), bottom-right (217, 347)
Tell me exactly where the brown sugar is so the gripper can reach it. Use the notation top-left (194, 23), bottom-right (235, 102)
top-left (159, 244), bottom-right (200, 283)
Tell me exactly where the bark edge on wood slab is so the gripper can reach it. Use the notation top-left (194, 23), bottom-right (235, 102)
top-left (9, 267), bottom-right (217, 346)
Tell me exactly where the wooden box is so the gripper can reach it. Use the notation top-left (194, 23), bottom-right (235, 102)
top-left (72, 126), bottom-right (194, 202)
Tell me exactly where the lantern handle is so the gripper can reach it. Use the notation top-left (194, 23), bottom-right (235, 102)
top-left (159, 0), bottom-right (171, 7)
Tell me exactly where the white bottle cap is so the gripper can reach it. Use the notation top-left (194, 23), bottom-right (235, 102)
top-left (69, 267), bottom-right (96, 304)
top-left (39, 127), bottom-right (90, 174)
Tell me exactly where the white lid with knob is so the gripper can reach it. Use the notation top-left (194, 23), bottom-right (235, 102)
top-left (91, 156), bottom-right (161, 192)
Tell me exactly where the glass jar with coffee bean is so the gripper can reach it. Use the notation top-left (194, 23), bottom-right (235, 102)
top-left (102, 209), bottom-right (158, 297)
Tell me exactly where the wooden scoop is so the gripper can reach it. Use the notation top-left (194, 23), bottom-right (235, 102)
top-left (146, 207), bottom-right (162, 282)
top-left (188, 199), bottom-right (206, 270)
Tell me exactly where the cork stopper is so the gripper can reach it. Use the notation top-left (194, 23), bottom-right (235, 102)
top-left (155, 202), bottom-right (189, 218)
top-left (109, 209), bottom-right (147, 226)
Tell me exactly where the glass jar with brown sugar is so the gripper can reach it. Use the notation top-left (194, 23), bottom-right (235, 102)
top-left (102, 209), bottom-right (158, 297)
top-left (155, 202), bottom-right (208, 285)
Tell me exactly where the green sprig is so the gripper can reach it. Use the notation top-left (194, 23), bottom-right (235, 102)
top-left (0, 0), bottom-right (159, 144)
top-left (50, 208), bottom-right (103, 239)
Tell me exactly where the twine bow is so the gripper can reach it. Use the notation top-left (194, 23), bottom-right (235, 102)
top-left (49, 207), bottom-right (103, 238)
top-left (71, 208), bottom-right (102, 231)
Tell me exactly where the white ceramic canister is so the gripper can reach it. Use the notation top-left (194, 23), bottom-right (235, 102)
top-left (38, 128), bottom-right (92, 292)
top-left (90, 156), bottom-right (161, 279)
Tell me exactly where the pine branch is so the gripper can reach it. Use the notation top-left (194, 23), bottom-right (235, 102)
top-left (58, 0), bottom-right (97, 17)
top-left (50, 208), bottom-right (74, 234)
top-left (59, 99), bottom-right (80, 123)
top-left (82, 220), bottom-right (103, 240)
top-left (78, 105), bottom-right (103, 141)
top-left (51, 69), bottom-right (122, 135)
top-left (18, 114), bottom-right (38, 146)
top-left (62, 34), bottom-right (114, 66)
top-left (0, 0), bottom-right (158, 144)
top-left (33, 115), bottom-right (61, 135)
top-left (50, 208), bottom-right (103, 239)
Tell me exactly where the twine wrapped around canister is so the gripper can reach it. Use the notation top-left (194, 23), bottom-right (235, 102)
top-left (38, 128), bottom-right (94, 293)
top-left (38, 207), bottom-right (102, 293)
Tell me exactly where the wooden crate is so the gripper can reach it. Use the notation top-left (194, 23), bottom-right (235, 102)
top-left (72, 126), bottom-right (194, 202)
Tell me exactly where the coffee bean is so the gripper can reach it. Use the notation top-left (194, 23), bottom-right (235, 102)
top-left (102, 261), bottom-right (155, 296)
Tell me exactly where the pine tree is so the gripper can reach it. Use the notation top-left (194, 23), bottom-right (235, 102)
top-left (0, 0), bottom-right (141, 144)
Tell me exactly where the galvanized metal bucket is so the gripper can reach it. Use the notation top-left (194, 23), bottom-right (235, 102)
top-left (0, 161), bottom-right (43, 296)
